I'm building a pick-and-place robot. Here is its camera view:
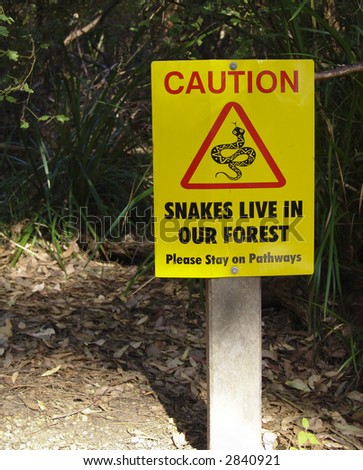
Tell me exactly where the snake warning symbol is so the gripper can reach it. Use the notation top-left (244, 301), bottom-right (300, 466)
top-left (212, 123), bottom-right (256, 181)
top-left (181, 101), bottom-right (286, 189)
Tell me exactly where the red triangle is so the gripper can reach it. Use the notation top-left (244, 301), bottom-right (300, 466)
top-left (180, 101), bottom-right (286, 189)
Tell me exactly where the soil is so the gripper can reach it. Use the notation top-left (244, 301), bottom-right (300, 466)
top-left (0, 242), bottom-right (363, 450)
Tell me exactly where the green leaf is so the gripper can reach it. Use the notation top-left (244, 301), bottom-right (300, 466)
top-left (302, 417), bottom-right (309, 429)
top-left (297, 430), bottom-right (310, 447)
top-left (289, 0), bottom-right (308, 22)
top-left (0, 14), bottom-right (14, 24)
top-left (21, 82), bottom-right (34, 93)
top-left (5, 95), bottom-right (17, 103)
top-left (0, 25), bottom-right (9, 37)
top-left (7, 50), bottom-right (19, 61)
top-left (55, 114), bottom-right (70, 123)
top-left (308, 434), bottom-right (320, 445)
top-left (38, 115), bottom-right (51, 121)
top-left (20, 120), bottom-right (29, 129)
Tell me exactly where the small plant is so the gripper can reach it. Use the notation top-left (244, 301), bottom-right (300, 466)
top-left (290, 418), bottom-right (320, 449)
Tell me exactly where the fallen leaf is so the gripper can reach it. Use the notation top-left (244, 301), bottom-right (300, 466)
top-left (285, 378), bottom-right (310, 392)
top-left (21, 398), bottom-right (40, 411)
top-left (262, 430), bottom-right (278, 450)
top-left (347, 391), bottom-right (363, 403)
top-left (352, 407), bottom-right (363, 423)
top-left (307, 374), bottom-right (321, 390)
top-left (113, 345), bottom-right (129, 358)
top-left (189, 356), bottom-right (197, 367)
top-left (324, 370), bottom-right (339, 378)
top-left (31, 327), bottom-right (55, 338)
top-left (65, 263), bottom-right (75, 275)
top-left (308, 417), bottom-right (325, 432)
top-left (81, 407), bottom-right (102, 415)
top-left (334, 422), bottom-right (363, 438)
top-left (41, 365), bottom-right (61, 377)
top-left (32, 282), bottom-right (45, 293)
top-left (277, 341), bottom-right (295, 351)
top-left (262, 349), bottom-right (279, 361)
top-left (3, 351), bottom-right (13, 368)
top-left (62, 240), bottom-right (79, 258)
top-left (0, 319), bottom-right (13, 338)
top-left (172, 431), bottom-right (187, 449)
top-left (136, 315), bottom-right (148, 326)
top-left (37, 400), bottom-right (47, 411)
top-left (181, 346), bottom-right (191, 361)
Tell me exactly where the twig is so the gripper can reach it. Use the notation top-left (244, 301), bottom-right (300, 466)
top-left (315, 63), bottom-right (363, 80)
top-left (0, 232), bottom-right (45, 260)
top-left (128, 275), bottom-right (155, 298)
top-left (52, 406), bottom-right (102, 420)
top-left (64, 0), bottom-right (121, 46)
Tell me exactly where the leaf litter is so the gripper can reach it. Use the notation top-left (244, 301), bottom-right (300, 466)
top-left (0, 241), bottom-right (362, 450)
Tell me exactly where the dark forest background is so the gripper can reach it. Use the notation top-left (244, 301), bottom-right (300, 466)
top-left (0, 1), bottom-right (362, 381)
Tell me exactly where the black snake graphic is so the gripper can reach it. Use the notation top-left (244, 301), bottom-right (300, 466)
top-left (211, 123), bottom-right (256, 180)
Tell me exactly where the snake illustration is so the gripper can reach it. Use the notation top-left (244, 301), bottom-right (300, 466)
top-left (211, 123), bottom-right (256, 180)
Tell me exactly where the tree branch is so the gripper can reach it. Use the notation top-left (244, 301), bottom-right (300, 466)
top-left (315, 62), bottom-right (363, 80)
top-left (64, 0), bottom-right (121, 47)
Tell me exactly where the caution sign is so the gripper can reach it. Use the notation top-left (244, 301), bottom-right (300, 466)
top-left (181, 101), bottom-right (286, 189)
top-left (152, 59), bottom-right (314, 278)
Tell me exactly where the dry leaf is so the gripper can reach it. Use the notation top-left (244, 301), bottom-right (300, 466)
top-left (21, 398), bottom-right (40, 411)
top-left (31, 327), bottom-right (55, 338)
top-left (308, 417), bottom-right (325, 432)
top-left (136, 315), bottom-right (148, 326)
top-left (41, 365), bottom-right (61, 377)
top-left (347, 391), bottom-right (363, 403)
top-left (65, 263), bottom-right (75, 275)
top-left (172, 431), bottom-right (187, 449)
top-left (334, 422), bottom-right (363, 438)
top-left (189, 356), bottom-right (197, 367)
top-left (37, 400), bottom-right (47, 411)
top-left (307, 374), bottom-right (321, 390)
top-left (62, 240), bottom-right (79, 258)
top-left (262, 349), bottom-right (279, 361)
top-left (262, 431), bottom-right (278, 450)
top-left (0, 319), bottom-right (13, 338)
top-left (285, 378), bottom-right (310, 392)
top-left (81, 408), bottom-right (102, 415)
top-left (32, 282), bottom-right (45, 293)
top-left (113, 345), bottom-right (129, 358)
top-left (181, 346), bottom-right (190, 361)
top-left (352, 408), bottom-right (363, 423)
top-left (3, 351), bottom-right (13, 368)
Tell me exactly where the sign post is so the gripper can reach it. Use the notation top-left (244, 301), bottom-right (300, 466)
top-left (151, 59), bottom-right (314, 449)
top-left (207, 277), bottom-right (261, 449)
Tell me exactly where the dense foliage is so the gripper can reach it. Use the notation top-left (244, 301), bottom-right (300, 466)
top-left (0, 1), bottom-right (362, 375)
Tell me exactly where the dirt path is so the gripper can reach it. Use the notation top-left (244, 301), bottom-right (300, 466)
top-left (0, 245), bottom-right (362, 450)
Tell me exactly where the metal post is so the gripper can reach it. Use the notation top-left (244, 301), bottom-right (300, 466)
top-left (207, 277), bottom-right (262, 450)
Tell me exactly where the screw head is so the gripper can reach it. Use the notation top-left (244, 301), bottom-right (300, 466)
top-left (231, 266), bottom-right (239, 274)
top-left (229, 61), bottom-right (238, 70)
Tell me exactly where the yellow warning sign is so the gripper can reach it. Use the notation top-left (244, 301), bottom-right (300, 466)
top-left (181, 101), bottom-right (286, 189)
top-left (152, 59), bottom-right (314, 278)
